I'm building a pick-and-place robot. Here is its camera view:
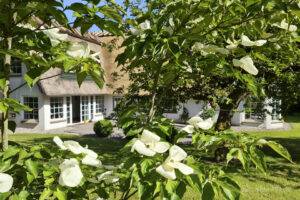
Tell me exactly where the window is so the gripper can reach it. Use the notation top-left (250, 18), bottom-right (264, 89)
top-left (11, 57), bottom-right (22, 75)
top-left (24, 97), bottom-right (39, 120)
top-left (95, 96), bottom-right (104, 113)
top-left (90, 96), bottom-right (94, 119)
top-left (50, 97), bottom-right (64, 119)
top-left (66, 97), bottom-right (71, 124)
top-left (113, 97), bottom-right (122, 109)
top-left (81, 96), bottom-right (89, 121)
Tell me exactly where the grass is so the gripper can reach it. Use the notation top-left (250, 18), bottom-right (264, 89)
top-left (8, 113), bottom-right (300, 200)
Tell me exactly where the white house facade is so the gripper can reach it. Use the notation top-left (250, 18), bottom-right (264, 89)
top-left (7, 29), bottom-right (283, 131)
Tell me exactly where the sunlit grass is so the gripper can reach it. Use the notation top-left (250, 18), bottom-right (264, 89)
top-left (9, 113), bottom-right (300, 199)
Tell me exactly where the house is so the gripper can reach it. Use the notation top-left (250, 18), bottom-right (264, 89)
top-left (7, 28), bottom-right (283, 131)
top-left (9, 29), bottom-right (129, 131)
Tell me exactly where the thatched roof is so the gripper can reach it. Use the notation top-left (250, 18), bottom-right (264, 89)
top-left (38, 36), bottom-right (130, 96)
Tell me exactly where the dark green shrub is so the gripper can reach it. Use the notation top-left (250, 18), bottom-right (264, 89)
top-left (93, 119), bottom-right (113, 137)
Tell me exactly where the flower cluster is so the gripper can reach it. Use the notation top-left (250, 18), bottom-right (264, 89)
top-left (42, 28), bottom-right (101, 62)
top-left (53, 136), bottom-right (102, 187)
top-left (182, 116), bottom-right (214, 133)
top-left (131, 129), bottom-right (194, 180)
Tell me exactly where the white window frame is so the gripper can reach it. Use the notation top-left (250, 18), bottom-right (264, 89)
top-left (50, 97), bottom-right (64, 120)
top-left (95, 95), bottom-right (105, 114)
top-left (23, 97), bottom-right (39, 120)
top-left (81, 96), bottom-right (89, 121)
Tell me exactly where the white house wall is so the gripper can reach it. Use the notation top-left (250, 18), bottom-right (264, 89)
top-left (9, 64), bottom-right (43, 129)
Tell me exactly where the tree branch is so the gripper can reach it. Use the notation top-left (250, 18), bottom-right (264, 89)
top-left (9, 72), bottom-right (63, 94)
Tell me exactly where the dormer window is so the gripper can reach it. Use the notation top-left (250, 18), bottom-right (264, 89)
top-left (11, 57), bottom-right (22, 76)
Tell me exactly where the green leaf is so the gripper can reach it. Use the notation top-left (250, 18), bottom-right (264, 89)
top-left (202, 182), bottom-right (215, 200)
top-left (226, 148), bottom-right (248, 171)
top-left (266, 141), bottom-right (292, 162)
top-left (140, 158), bottom-right (155, 175)
top-left (39, 188), bottom-right (53, 200)
top-left (54, 187), bottom-right (67, 200)
top-left (166, 180), bottom-right (179, 194)
top-left (17, 190), bottom-right (29, 200)
top-left (3, 147), bottom-right (20, 160)
top-left (25, 159), bottom-right (39, 178)
top-left (249, 145), bottom-right (267, 173)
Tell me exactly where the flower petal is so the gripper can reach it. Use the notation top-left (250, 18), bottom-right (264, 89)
top-left (67, 42), bottom-right (90, 58)
top-left (141, 129), bottom-right (160, 143)
top-left (196, 118), bottom-right (214, 130)
top-left (241, 35), bottom-right (255, 46)
top-left (172, 162), bottom-right (194, 175)
top-left (187, 116), bottom-right (203, 127)
top-left (53, 136), bottom-right (67, 150)
top-left (233, 56), bottom-right (258, 75)
top-left (156, 165), bottom-right (176, 180)
top-left (132, 139), bottom-right (156, 156)
top-left (255, 40), bottom-right (267, 46)
top-left (63, 141), bottom-right (85, 155)
top-left (0, 173), bottom-right (13, 193)
top-left (59, 158), bottom-right (79, 171)
top-left (182, 125), bottom-right (195, 134)
top-left (169, 145), bottom-right (187, 161)
top-left (82, 155), bottom-right (102, 167)
top-left (59, 165), bottom-right (83, 187)
top-left (151, 142), bottom-right (170, 153)
top-left (82, 148), bottom-right (98, 158)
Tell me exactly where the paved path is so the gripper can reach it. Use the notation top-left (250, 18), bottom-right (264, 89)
top-left (15, 122), bottom-right (125, 138)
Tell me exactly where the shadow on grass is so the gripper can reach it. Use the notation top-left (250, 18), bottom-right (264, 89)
top-left (10, 135), bottom-right (128, 165)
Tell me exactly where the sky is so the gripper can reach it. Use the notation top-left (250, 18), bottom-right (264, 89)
top-left (63, 0), bottom-right (126, 32)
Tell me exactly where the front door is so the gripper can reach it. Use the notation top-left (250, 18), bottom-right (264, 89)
top-left (72, 96), bottom-right (80, 123)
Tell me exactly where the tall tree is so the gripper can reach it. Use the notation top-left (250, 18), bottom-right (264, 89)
top-left (0, 0), bottom-right (123, 150)
top-left (117, 0), bottom-right (300, 130)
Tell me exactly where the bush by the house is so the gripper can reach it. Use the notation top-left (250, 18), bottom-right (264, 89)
top-left (93, 119), bottom-right (113, 137)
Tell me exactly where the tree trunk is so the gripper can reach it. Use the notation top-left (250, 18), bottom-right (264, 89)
top-left (1, 37), bottom-right (12, 151)
top-left (215, 91), bottom-right (248, 131)
top-left (215, 105), bottom-right (233, 131)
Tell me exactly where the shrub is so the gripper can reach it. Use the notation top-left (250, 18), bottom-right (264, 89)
top-left (94, 119), bottom-right (113, 137)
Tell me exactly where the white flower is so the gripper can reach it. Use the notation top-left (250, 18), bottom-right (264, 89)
top-left (98, 171), bottom-right (119, 183)
top-left (233, 56), bottom-right (258, 75)
top-left (182, 116), bottom-right (214, 133)
top-left (63, 140), bottom-right (85, 155)
top-left (42, 28), bottom-right (68, 46)
top-left (139, 20), bottom-right (151, 30)
top-left (82, 155), bottom-right (102, 167)
top-left (273, 19), bottom-right (297, 32)
top-left (67, 42), bottom-right (90, 58)
top-left (156, 145), bottom-right (193, 180)
top-left (53, 136), bottom-right (67, 150)
top-left (226, 39), bottom-right (239, 49)
top-left (131, 130), bottom-right (170, 156)
top-left (53, 137), bottom-right (101, 167)
top-left (192, 43), bottom-right (229, 56)
top-left (59, 159), bottom-right (83, 187)
top-left (0, 173), bottom-right (13, 193)
top-left (241, 35), bottom-right (267, 47)
top-left (130, 27), bottom-right (140, 35)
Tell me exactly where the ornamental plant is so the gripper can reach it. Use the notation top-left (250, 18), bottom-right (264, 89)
top-left (0, 137), bottom-right (119, 199)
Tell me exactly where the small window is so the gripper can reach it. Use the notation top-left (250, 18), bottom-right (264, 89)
top-left (11, 57), bottom-right (22, 76)
top-left (95, 96), bottom-right (104, 113)
top-left (50, 97), bottom-right (64, 119)
top-left (24, 97), bottom-right (39, 120)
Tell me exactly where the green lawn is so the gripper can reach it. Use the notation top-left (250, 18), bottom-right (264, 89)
top-left (9, 113), bottom-right (300, 200)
